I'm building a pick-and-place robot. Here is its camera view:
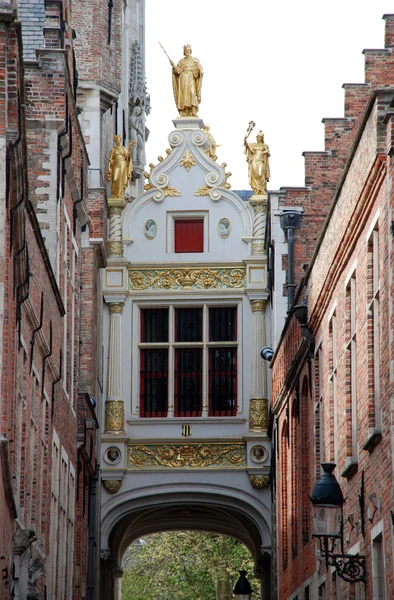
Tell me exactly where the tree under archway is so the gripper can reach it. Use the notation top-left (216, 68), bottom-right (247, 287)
top-left (121, 531), bottom-right (258, 600)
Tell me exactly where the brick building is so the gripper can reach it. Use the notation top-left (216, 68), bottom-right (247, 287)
top-left (268, 13), bottom-right (394, 600)
top-left (0, 0), bottom-right (145, 598)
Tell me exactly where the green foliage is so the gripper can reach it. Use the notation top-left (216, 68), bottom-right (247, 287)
top-left (121, 531), bottom-right (258, 600)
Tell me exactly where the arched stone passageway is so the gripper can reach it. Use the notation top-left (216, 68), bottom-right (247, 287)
top-left (100, 486), bottom-right (272, 600)
top-left (121, 530), bottom-right (258, 599)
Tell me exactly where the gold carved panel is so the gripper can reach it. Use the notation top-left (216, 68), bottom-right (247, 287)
top-left (127, 443), bottom-right (246, 469)
top-left (128, 267), bottom-right (246, 291)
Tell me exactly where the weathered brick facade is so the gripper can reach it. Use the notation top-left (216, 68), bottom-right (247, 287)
top-left (269, 14), bottom-right (394, 600)
top-left (0, 0), bottom-right (120, 595)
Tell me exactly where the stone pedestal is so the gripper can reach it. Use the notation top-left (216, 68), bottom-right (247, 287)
top-left (108, 198), bottom-right (125, 258)
top-left (249, 194), bottom-right (267, 256)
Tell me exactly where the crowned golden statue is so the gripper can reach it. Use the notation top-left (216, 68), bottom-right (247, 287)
top-left (160, 43), bottom-right (203, 117)
top-left (106, 135), bottom-right (135, 199)
top-left (244, 122), bottom-right (270, 195)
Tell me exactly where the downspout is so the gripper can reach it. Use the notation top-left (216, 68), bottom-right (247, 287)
top-left (279, 211), bottom-right (302, 311)
top-left (86, 464), bottom-right (99, 600)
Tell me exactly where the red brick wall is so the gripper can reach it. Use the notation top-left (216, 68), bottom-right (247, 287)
top-left (271, 14), bottom-right (394, 600)
top-left (73, 0), bottom-right (122, 95)
top-left (0, 2), bottom-right (101, 597)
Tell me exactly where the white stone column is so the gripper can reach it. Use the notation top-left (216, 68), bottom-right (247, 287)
top-left (105, 301), bottom-right (125, 433)
top-left (249, 299), bottom-right (268, 432)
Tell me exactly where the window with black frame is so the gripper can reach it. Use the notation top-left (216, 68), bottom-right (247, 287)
top-left (139, 306), bottom-right (237, 417)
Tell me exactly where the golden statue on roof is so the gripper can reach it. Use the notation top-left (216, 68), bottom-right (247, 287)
top-left (244, 121), bottom-right (270, 195)
top-left (160, 43), bottom-right (203, 117)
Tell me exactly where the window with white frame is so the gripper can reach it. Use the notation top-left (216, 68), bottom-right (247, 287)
top-left (138, 305), bottom-right (238, 417)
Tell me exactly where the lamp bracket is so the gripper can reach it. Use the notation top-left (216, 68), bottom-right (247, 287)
top-left (314, 535), bottom-right (366, 583)
top-left (326, 552), bottom-right (367, 584)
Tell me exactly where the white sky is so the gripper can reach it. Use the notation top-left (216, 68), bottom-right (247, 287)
top-left (145, 1), bottom-right (392, 191)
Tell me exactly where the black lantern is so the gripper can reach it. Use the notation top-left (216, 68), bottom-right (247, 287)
top-left (293, 300), bottom-right (315, 356)
top-left (233, 570), bottom-right (252, 599)
top-left (310, 463), bottom-right (366, 584)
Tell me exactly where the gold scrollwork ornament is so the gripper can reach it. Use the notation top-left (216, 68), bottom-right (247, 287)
top-left (105, 400), bottom-right (125, 432)
top-left (128, 443), bottom-right (246, 468)
top-left (249, 398), bottom-right (268, 431)
top-left (180, 150), bottom-right (196, 171)
top-left (249, 475), bottom-right (270, 489)
top-left (103, 480), bottom-right (122, 494)
top-left (128, 267), bottom-right (246, 291)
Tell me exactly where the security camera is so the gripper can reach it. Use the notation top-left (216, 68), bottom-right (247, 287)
top-left (261, 346), bottom-right (274, 361)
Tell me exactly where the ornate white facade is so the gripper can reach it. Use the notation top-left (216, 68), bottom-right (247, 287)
top-left (99, 116), bottom-right (272, 598)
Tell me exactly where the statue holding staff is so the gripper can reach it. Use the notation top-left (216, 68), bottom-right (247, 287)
top-left (160, 42), bottom-right (203, 117)
top-left (106, 135), bottom-right (135, 199)
top-left (244, 121), bottom-right (271, 195)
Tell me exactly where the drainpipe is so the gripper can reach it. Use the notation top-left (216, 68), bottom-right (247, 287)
top-left (86, 464), bottom-right (99, 600)
top-left (279, 211), bottom-right (302, 311)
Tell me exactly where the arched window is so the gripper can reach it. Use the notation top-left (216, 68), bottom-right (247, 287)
top-left (291, 397), bottom-right (299, 557)
top-left (301, 376), bottom-right (310, 544)
top-left (280, 420), bottom-right (289, 570)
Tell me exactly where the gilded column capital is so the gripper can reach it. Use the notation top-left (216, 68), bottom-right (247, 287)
top-left (250, 299), bottom-right (267, 312)
top-left (249, 199), bottom-right (267, 214)
top-left (108, 302), bottom-right (124, 315)
top-left (249, 398), bottom-right (269, 431)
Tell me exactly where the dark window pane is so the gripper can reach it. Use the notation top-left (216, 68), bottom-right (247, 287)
top-left (209, 307), bottom-right (237, 341)
top-left (141, 308), bottom-right (168, 342)
top-left (174, 349), bottom-right (202, 417)
top-left (175, 219), bottom-right (203, 253)
top-left (140, 349), bottom-right (168, 417)
top-left (209, 348), bottom-right (237, 416)
top-left (175, 308), bottom-right (203, 342)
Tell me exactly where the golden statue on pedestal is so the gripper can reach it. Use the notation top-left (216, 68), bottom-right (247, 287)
top-left (106, 134), bottom-right (135, 199)
top-left (160, 43), bottom-right (203, 117)
top-left (244, 121), bottom-right (270, 195)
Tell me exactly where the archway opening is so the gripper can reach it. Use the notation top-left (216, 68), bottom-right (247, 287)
top-left (121, 531), bottom-right (258, 600)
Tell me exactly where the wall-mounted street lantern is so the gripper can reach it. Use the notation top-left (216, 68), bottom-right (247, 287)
top-left (309, 463), bottom-right (366, 584)
top-left (233, 570), bottom-right (252, 599)
top-left (293, 299), bottom-right (315, 356)
top-left (279, 210), bottom-right (302, 310)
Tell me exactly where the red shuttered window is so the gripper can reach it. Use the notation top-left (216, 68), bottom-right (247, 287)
top-left (174, 219), bottom-right (203, 253)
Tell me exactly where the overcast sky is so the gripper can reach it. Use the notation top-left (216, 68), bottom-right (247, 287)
top-left (145, 1), bottom-right (392, 191)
